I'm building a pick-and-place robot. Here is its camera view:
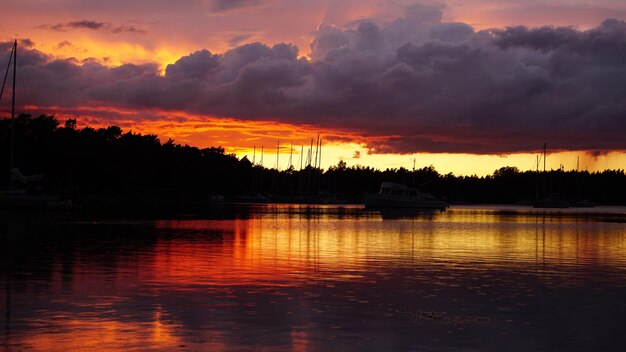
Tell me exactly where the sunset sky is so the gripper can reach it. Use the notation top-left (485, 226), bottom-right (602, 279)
top-left (2, 0), bottom-right (626, 175)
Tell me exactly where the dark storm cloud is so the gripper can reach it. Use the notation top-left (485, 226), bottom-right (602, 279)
top-left (5, 5), bottom-right (626, 154)
top-left (39, 20), bottom-right (146, 34)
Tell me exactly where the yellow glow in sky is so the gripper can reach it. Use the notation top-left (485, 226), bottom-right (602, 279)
top-left (234, 143), bottom-right (626, 176)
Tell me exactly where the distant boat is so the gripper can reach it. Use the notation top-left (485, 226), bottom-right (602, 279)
top-left (571, 156), bottom-right (594, 208)
top-left (364, 182), bottom-right (448, 210)
top-left (230, 192), bottom-right (269, 203)
top-left (207, 194), bottom-right (225, 203)
top-left (0, 189), bottom-right (74, 210)
top-left (533, 143), bottom-right (570, 208)
top-left (533, 194), bottom-right (570, 209)
top-left (570, 199), bottom-right (594, 208)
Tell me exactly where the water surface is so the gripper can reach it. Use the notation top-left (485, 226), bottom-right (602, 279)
top-left (1, 205), bottom-right (625, 351)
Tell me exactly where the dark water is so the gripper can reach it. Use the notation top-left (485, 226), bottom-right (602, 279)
top-left (1, 205), bottom-right (625, 351)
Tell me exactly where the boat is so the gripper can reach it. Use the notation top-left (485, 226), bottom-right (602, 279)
top-left (570, 199), bottom-right (594, 208)
top-left (533, 194), bottom-right (570, 209)
top-left (364, 182), bottom-right (448, 210)
top-left (533, 143), bottom-right (570, 208)
top-left (0, 40), bottom-right (77, 210)
top-left (230, 192), bottom-right (269, 203)
top-left (207, 194), bottom-right (225, 203)
top-left (0, 190), bottom-right (74, 210)
top-left (570, 156), bottom-right (594, 208)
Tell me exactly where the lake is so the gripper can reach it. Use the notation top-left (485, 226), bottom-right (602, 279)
top-left (1, 205), bottom-right (625, 351)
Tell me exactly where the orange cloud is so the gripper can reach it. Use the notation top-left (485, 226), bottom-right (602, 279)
top-left (31, 104), bottom-right (364, 153)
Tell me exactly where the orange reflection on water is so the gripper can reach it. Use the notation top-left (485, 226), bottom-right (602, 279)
top-left (147, 208), bottom-right (626, 288)
top-left (290, 329), bottom-right (309, 352)
top-left (12, 318), bottom-right (184, 352)
top-left (5, 207), bottom-right (625, 351)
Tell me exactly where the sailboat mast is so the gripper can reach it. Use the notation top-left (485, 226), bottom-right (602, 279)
top-left (543, 143), bottom-right (546, 173)
top-left (10, 39), bottom-right (17, 170)
top-left (317, 138), bottom-right (322, 193)
top-left (536, 155), bottom-right (539, 173)
top-left (535, 154), bottom-right (539, 199)
top-left (276, 141), bottom-right (280, 170)
top-left (318, 139), bottom-right (322, 169)
top-left (543, 143), bottom-right (547, 196)
top-left (313, 134), bottom-right (320, 168)
top-left (413, 158), bottom-right (417, 187)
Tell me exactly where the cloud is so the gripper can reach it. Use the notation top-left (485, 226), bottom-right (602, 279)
top-left (19, 38), bottom-right (35, 48)
top-left (39, 20), bottom-right (146, 34)
top-left (67, 20), bottom-right (106, 30)
top-left (447, 0), bottom-right (626, 30)
top-left (207, 0), bottom-right (263, 13)
top-left (5, 5), bottom-right (626, 154)
top-left (57, 40), bottom-right (73, 49)
top-left (228, 33), bottom-right (254, 47)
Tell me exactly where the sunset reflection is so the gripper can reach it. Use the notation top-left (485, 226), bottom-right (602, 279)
top-left (2, 206), bottom-right (625, 351)
top-left (13, 318), bottom-right (185, 352)
top-left (149, 207), bottom-right (626, 287)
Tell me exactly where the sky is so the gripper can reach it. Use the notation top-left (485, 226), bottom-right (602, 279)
top-left (1, 0), bottom-right (626, 175)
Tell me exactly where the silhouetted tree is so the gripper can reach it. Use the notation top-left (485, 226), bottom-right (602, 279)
top-left (1, 114), bottom-right (625, 207)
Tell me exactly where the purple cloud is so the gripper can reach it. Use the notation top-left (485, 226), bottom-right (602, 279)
top-left (39, 20), bottom-right (146, 34)
top-left (207, 0), bottom-right (263, 13)
top-left (4, 5), bottom-right (626, 154)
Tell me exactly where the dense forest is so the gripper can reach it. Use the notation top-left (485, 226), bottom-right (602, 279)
top-left (2, 114), bottom-right (625, 209)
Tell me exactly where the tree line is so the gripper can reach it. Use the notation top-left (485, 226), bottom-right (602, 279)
top-left (1, 114), bottom-right (625, 208)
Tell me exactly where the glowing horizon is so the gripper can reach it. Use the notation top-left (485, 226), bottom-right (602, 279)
top-left (48, 107), bottom-right (626, 176)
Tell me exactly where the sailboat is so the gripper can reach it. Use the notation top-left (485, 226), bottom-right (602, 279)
top-left (532, 143), bottom-right (569, 208)
top-left (0, 39), bottom-right (75, 210)
top-left (571, 156), bottom-right (594, 208)
top-left (364, 181), bottom-right (448, 210)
